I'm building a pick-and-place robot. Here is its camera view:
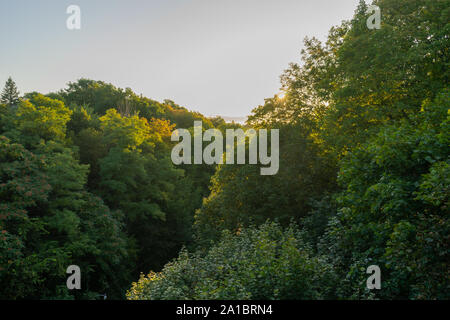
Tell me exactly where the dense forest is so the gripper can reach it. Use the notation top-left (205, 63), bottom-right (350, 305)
top-left (0, 0), bottom-right (448, 300)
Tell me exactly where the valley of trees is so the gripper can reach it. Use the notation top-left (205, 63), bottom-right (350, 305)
top-left (1, 0), bottom-right (449, 299)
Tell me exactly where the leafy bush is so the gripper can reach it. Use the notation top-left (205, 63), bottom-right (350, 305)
top-left (127, 221), bottom-right (337, 300)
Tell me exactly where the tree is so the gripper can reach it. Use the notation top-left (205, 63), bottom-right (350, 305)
top-left (1, 94), bottom-right (72, 149)
top-left (1, 77), bottom-right (20, 107)
top-left (0, 135), bottom-right (131, 299)
top-left (194, 97), bottom-right (337, 247)
top-left (321, 91), bottom-right (449, 299)
top-left (0, 136), bottom-right (51, 299)
top-left (280, 0), bottom-right (450, 156)
top-left (97, 109), bottom-right (193, 273)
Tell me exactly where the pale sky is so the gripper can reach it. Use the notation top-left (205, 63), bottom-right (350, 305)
top-left (0, 0), bottom-right (360, 117)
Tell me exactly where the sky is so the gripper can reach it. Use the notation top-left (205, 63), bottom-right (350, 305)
top-left (0, 0), bottom-right (361, 118)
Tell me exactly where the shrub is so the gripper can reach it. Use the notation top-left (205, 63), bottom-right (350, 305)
top-left (127, 221), bottom-right (337, 300)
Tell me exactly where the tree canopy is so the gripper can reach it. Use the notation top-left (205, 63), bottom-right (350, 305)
top-left (1, 0), bottom-right (448, 300)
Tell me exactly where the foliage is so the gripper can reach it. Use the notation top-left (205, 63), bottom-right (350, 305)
top-left (0, 135), bottom-right (130, 299)
top-left (321, 92), bottom-right (449, 299)
top-left (2, 94), bottom-right (72, 148)
top-left (2, 0), bottom-right (449, 300)
top-left (127, 222), bottom-right (337, 300)
top-left (194, 121), bottom-right (337, 246)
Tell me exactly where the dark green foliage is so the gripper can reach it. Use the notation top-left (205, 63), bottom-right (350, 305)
top-left (0, 135), bottom-right (130, 299)
top-left (321, 92), bottom-right (449, 299)
top-left (0, 136), bottom-right (51, 299)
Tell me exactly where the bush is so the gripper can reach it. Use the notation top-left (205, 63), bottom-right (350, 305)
top-left (127, 221), bottom-right (337, 300)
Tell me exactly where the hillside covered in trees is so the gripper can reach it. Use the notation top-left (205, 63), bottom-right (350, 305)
top-left (1, 0), bottom-right (449, 300)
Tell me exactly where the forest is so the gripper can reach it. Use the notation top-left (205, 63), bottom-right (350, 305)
top-left (0, 0), bottom-right (448, 300)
